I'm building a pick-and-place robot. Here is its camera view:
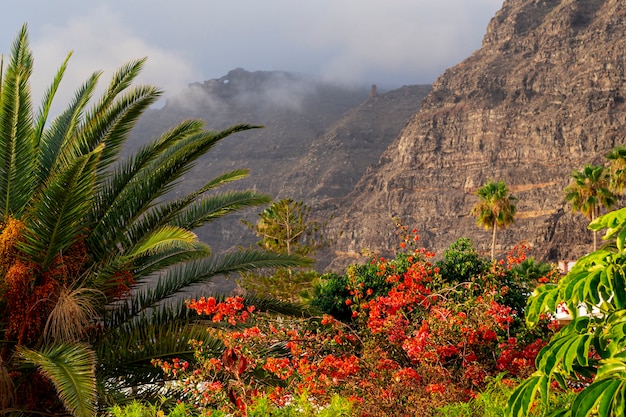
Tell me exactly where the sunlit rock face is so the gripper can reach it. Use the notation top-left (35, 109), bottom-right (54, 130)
top-left (325, 0), bottom-right (626, 269)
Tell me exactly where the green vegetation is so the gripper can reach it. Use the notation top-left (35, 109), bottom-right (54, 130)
top-left (434, 375), bottom-right (577, 417)
top-left (471, 180), bottom-right (517, 259)
top-left (606, 145), bottom-right (626, 194)
top-left (565, 164), bottom-right (617, 250)
top-left (507, 206), bottom-right (626, 417)
top-left (0, 25), bottom-right (308, 416)
top-left (6, 19), bottom-right (626, 417)
top-left (108, 394), bottom-right (354, 417)
top-left (240, 198), bottom-right (329, 301)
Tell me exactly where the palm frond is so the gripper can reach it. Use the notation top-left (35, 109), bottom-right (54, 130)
top-left (39, 71), bottom-right (101, 183)
top-left (128, 225), bottom-right (201, 258)
top-left (0, 24), bottom-right (35, 218)
top-left (170, 190), bottom-right (271, 230)
top-left (18, 343), bottom-right (97, 417)
top-left (83, 84), bottom-right (161, 174)
top-left (87, 125), bottom-right (259, 260)
top-left (97, 308), bottom-right (222, 392)
top-left (33, 52), bottom-right (72, 149)
top-left (131, 247), bottom-right (211, 281)
top-left (87, 120), bottom-right (205, 258)
top-left (107, 249), bottom-right (310, 328)
top-left (20, 144), bottom-right (103, 269)
top-left (120, 170), bottom-right (257, 256)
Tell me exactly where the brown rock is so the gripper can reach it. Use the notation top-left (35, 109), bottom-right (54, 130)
top-left (326, 0), bottom-right (626, 269)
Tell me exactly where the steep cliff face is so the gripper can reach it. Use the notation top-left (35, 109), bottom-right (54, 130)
top-left (281, 85), bottom-right (431, 203)
top-left (327, 0), bottom-right (626, 268)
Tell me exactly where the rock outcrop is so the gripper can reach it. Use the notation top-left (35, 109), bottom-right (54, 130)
top-left (326, 0), bottom-right (626, 269)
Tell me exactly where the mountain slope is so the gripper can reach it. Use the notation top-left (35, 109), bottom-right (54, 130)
top-left (326, 0), bottom-right (626, 268)
top-left (129, 70), bottom-right (431, 255)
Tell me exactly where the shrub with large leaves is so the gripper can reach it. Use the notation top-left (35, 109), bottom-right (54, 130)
top-left (507, 207), bottom-right (626, 417)
top-left (0, 25), bottom-right (308, 416)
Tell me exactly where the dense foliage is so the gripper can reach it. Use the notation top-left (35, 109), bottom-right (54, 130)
top-left (0, 25), bottom-right (307, 416)
top-left (151, 227), bottom-right (560, 416)
top-left (507, 207), bottom-right (626, 417)
top-left (240, 199), bottom-right (330, 302)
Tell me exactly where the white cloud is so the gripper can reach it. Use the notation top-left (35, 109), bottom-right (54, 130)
top-left (28, 4), bottom-right (201, 113)
top-left (3, 0), bottom-right (505, 108)
top-left (301, 0), bottom-right (503, 84)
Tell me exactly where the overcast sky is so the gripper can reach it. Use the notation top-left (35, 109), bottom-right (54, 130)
top-left (2, 0), bottom-right (503, 106)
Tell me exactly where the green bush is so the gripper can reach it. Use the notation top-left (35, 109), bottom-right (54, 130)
top-left (105, 394), bottom-right (353, 417)
top-left (248, 393), bottom-right (354, 416)
top-left (311, 252), bottom-right (413, 321)
top-left (435, 238), bottom-right (488, 284)
top-left (434, 375), bottom-right (576, 417)
top-left (106, 400), bottom-right (201, 417)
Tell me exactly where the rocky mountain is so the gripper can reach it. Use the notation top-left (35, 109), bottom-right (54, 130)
top-left (325, 0), bottom-right (626, 269)
top-left (129, 69), bottom-right (431, 254)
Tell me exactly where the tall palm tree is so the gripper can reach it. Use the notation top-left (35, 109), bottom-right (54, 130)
top-left (606, 145), bottom-right (626, 194)
top-left (0, 25), bottom-right (309, 416)
top-left (564, 164), bottom-right (617, 251)
top-left (470, 180), bottom-right (517, 260)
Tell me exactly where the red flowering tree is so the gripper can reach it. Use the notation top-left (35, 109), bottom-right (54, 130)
top-left (155, 229), bottom-right (558, 416)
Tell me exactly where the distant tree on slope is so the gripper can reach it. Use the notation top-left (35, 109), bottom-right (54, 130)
top-left (471, 180), bottom-right (517, 260)
top-left (565, 164), bottom-right (617, 251)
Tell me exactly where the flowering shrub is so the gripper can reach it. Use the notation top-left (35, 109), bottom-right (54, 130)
top-left (154, 231), bottom-right (559, 416)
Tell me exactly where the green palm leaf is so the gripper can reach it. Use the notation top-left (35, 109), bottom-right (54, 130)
top-left (87, 124), bottom-right (259, 259)
top-left (18, 343), bottom-right (97, 417)
top-left (0, 24), bottom-right (35, 218)
top-left (33, 51), bottom-right (71, 156)
top-left (107, 249), bottom-right (310, 328)
top-left (169, 190), bottom-right (271, 230)
top-left (38, 71), bottom-right (100, 183)
top-left (20, 144), bottom-right (103, 269)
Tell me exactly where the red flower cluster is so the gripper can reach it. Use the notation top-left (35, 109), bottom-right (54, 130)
top-left (186, 296), bottom-right (255, 325)
top-left (153, 232), bottom-right (556, 416)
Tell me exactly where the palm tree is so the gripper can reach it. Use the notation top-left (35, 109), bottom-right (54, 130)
top-left (564, 164), bottom-right (617, 251)
top-left (470, 180), bottom-right (517, 260)
top-left (0, 25), bottom-right (309, 416)
top-left (606, 145), bottom-right (626, 194)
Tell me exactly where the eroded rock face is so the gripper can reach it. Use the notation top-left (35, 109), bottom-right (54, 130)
top-left (326, 0), bottom-right (626, 269)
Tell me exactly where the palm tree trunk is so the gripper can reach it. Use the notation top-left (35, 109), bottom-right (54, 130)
top-left (592, 210), bottom-right (597, 251)
top-left (491, 222), bottom-right (497, 260)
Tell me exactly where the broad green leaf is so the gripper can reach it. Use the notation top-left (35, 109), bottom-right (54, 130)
top-left (596, 358), bottom-right (626, 380)
top-left (597, 380), bottom-right (622, 417)
top-left (572, 379), bottom-right (617, 417)
top-left (614, 267), bottom-right (626, 308)
top-left (506, 374), bottom-right (544, 417)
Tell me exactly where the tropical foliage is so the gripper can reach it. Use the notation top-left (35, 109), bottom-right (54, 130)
top-left (507, 206), bottom-right (626, 417)
top-left (240, 198), bottom-right (329, 301)
top-left (471, 180), bottom-right (517, 259)
top-left (0, 25), bottom-right (308, 416)
top-left (606, 146), bottom-right (626, 194)
top-left (565, 164), bottom-right (617, 251)
top-left (152, 226), bottom-right (561, 416)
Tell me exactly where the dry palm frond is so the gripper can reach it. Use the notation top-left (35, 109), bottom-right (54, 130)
top-left (44, 286), bottom-right (101, 343)
top-left (0, 358), bottom-right (15, 410)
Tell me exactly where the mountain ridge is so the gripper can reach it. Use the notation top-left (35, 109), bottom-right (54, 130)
top-left (325, 0), bottom-right (626, 269)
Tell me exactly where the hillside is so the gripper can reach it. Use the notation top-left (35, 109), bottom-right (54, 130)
top-left (129, 69), bottom-right (431, 254)
top-left (326, 0), bottom-right (626, 269)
